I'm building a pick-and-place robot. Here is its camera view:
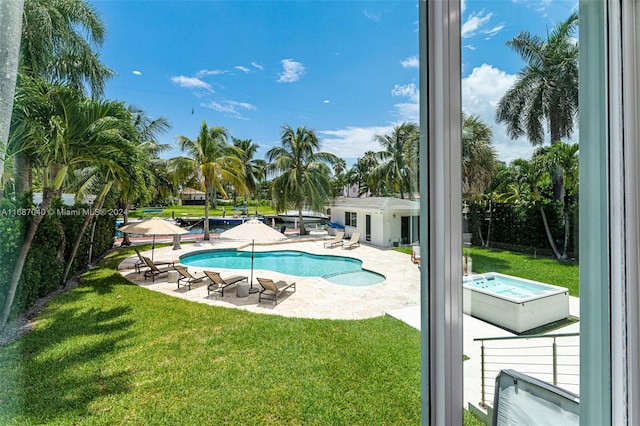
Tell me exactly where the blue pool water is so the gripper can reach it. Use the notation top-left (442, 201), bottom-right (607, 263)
top-left (180, 250), bottom-right (385, 286)
top-left (464, 273), bottom-right (558, 299)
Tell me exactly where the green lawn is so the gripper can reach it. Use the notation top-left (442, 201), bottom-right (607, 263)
top-left (129, 204), bottom-right (279, 219)
top-left (0, 246), bottom-right (421, 425)
top-left (394, 245), bottom-right (579, 296)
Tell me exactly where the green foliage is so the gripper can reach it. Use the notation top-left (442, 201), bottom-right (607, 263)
top-left (0, 199), bottom-right (24, 318)
top-left (1, 197), bottom-right (115, 321)
top-left (0, 246), bottom-right (421, 425)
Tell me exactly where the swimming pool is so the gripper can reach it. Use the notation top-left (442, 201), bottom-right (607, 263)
top-left (179, 249), bottom-right (385, 286)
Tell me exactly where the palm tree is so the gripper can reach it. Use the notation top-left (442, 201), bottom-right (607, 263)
top-left (232, 137), bottom-right (261, 202)
top-left (534, 142), bottom-right (579, 259)
top-left (511, 157), bottom-right (562, 259)
top-left (331, 158), bottom-right (347, 197)
top-left (495, 12), bottom-right (578, 201)
top-left (462, 113), bottom-right (497, 198)
top-left (61, 101), bottom-right (153, 284)
top-left (346, 151), bottom-right (379, 197)
top-left (1, 82), bottom-right (132, 330)
top-left (119, 107), bottom-right (171, 246)
top-left (266, 125), bottom-right (337, 236)
top-left (372, 122), bottom-right (419, 199)
top-left (175, 121), bottom-right (246, 240)
top-left (14, 0), bottom-right (113, 195)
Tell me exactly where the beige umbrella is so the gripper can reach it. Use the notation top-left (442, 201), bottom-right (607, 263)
top-left (221, 219), bottom-right (287, 292)
top-left (118, 217), bottom-right (189, 260)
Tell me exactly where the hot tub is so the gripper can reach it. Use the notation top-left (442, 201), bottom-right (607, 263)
top-left (463, 273), bottom-right (569, 333)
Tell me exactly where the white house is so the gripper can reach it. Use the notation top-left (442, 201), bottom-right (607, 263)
top-left (328, 197), bottom-right (420, 248)
top-left (179, 187), bottom-right (206, 205)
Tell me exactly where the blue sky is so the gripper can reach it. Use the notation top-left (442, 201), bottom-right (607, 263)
top-left (93, 0), bottom-right (577, 166)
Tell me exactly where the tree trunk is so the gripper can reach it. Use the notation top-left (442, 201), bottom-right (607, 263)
top-left (539, 204), bottom-right (562, 260)
top-left (550, 127), bottom-right (564, 202)
top-left (483, 200), bottom-right (493, 248)
top-left (120, 201), bottom-right (131, 246)
top-left (13, 152), bottom-right (32, 196)
top-left (203, 180), bottom-right (211, 240)
top-left (60, 182), bottom-right (112, 286)
top-left (0, 191), bottom-right (54, 331)
top-left (297, 203), bottom-right (307, 236)
top-left (561, 209), bottom-right (570, 260)
top-left (476, 224), bottom-right (485, 247)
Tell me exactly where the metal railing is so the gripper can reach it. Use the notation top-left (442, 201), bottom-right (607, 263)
top-left (474, 332), bottom-right (580, 407)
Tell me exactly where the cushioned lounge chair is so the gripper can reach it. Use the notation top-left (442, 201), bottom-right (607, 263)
top-left (256, 277), bottom-right (296, 305)
top-left (143, 256), bottom-right (175, 282)
top-left (174, 265), bottom-right (205, 290)
top-left (342, 232), bottom-right (361, 250)
top-left (204, 271), bottom-right (248, 297)
top-left (323, 230), bottom-right (345, 248)
top-left (134, 248), bottom-right (173, 274)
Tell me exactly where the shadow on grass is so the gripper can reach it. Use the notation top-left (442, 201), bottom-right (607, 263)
top-left (467, 249), bottom-right (511, 273)
top-left (12, 302), bottom-right (136, 423)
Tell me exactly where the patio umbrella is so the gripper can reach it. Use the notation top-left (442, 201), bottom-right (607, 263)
top-left (220, 219), bottom-right (287, 292)
top-left (118, 217), bottom-right (188, 260)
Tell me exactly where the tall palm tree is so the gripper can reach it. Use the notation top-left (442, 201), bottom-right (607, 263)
top-left (119, 107), bottom-right (171, 246)
top-left (346, 151), bottom-right (379, 197)
top-left (511, 157), bottom-right (562, 259)
top-left (175, 120), bottom-right (246, 240)
top-left (1, 82), bottom-right (133, 330)
top-left (372, 122), bottom-right (419, 199)
top-left (232, 137), bottom-right (261, 201)
top-left (14, 0), bottom-right (113, 195)
top-left (496, 12), bottom-right (578, 201)
top-left (462, 113), bottom-right (497, 198)
top-left (61, 102), bottom-right (152, 284)
top-left (266, 125), bottom-right (337, 236)
top-left (534, 142), bottom-right (579, 259)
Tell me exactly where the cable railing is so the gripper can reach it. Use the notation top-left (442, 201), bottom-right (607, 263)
top-left (474, 332), bottom-right (580, 408)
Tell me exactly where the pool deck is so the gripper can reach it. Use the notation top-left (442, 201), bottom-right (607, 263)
top-left (118, 236), bottom-right (420, 320)
top-left (118, 235), bottom-right (580, 414)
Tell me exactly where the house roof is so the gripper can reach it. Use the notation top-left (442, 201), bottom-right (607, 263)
top-left (330, 197), bottom-right (420, 211)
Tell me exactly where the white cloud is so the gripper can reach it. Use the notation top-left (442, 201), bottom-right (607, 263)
top-left (401, 56), bottom-right (419, 69)
top-left (483, 24), bottom-right (505, 38)
top-left (195, 69), bottom-right (226, 77)
top-left (277, 59), bottom-right (305, 83)
top-left (318, 125), bottom-right (394, 158)
top-left (391, 83), bottom-right (419, 102)
top-left (363, 10), bottom-right (381, 22)
top-left (251, 62), bottom-right (264, 71)
top-left (235, 65), bottom-right (251, 73)
top-left (132, 70), bottom-right (142, 76)
top-left (461, 11), bottom-right (493, 39)
top-left (323, 100), bottom-right (330, 104)
top-left (201, 99), bottom-right (256, 119)
top-left (170, 75), bottom-right (212, 91)
top-left (462, 64), bottom-right (535, 163)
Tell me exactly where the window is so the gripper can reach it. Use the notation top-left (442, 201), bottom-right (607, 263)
top-left (344, 211), bottom-right (357, 227)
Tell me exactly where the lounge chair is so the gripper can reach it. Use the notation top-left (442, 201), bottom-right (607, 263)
top-left (174, 265), bottom-right (205, 290)
top-left (134, 247), bottom-right (173, 274)
top-left (411, 245), bottom-right (421, 265)
top-left (342, 232), bottom-right (361, 250)
top-left (204, 271), bottom-right (248, 297)
top-left (142, 256), bottom-right (175, 282)
top-left (323, 230), bottom-right (345, 248)
top-left (256, 277), bottom-right (296, 305)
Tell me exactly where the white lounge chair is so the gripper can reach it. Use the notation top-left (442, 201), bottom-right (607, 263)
top-left (342, 232), bottom-right (361, 250)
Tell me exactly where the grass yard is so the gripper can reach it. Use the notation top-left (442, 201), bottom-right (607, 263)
top-left (129, 204), bottom-right (278, 219)
top-left (0, 246), bottom-right (421, 425)
top-left (394, 245), bottom-right (579, 296)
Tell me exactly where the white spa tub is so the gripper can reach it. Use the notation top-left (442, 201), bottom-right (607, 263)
top-left (463, 272), bottom-right (570, 333)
